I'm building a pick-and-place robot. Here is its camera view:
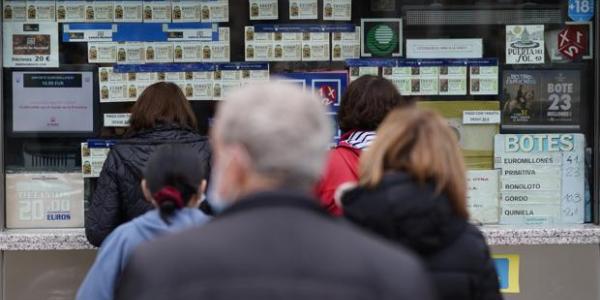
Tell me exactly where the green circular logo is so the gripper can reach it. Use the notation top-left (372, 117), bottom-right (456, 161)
top-left (366, 24), bottom-right (398, 56)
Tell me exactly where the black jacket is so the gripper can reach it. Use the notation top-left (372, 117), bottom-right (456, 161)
top-left (116, 190), bottom-right (437, 300)
top-left (343, 172), bottom-right (502, 300)
top-left (85, 125), bottom-right (211, 247)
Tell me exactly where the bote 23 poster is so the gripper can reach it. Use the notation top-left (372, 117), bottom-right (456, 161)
top-left (502, 69), bottom-right (581, 129)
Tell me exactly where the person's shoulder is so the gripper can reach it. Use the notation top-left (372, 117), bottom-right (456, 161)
top-left (327, 218), bottom-right (420, 267)
top-left (336, 225), bottom-right (435, 297)
top-left (97, 216), bottom-right (142, 249)
top-left (459, 223), bottom-right (492, 254)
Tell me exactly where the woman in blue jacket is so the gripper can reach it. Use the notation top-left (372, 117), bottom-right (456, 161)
top-left (77, 144), bottom-right (210, 300)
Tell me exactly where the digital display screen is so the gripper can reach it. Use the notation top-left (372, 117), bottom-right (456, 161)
top-left (12, 71), bottom-right (95, 133)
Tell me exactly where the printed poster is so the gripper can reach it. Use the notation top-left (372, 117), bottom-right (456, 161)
top-left (502, 70), bottom-right (580, 129)
top-left (506, 25), bottom-right (545, 64)
top-left (3, 22), bottom-right (59, 68)
top-left (6, 172), bottom-right (84, 229)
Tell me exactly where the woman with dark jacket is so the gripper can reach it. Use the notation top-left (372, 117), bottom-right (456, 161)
top-left (341, 108), bottom-right (503, 300)
top-left (314, 75), bottom-right (413, 216)
top-left (85, 82), bottom-right (211, 247)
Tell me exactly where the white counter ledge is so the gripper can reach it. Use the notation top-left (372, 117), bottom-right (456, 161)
top-left (1, 225), bottom-right (600, 251)
top-left (481, 224), bottom-right (600, 246)
top-left (0, 228), bottom-right (95, 251)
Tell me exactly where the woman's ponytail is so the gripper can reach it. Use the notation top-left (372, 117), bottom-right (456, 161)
top-left (143, 145), bottom-right (208, 224)
top-left (153, 186), bottom-right (184, 224)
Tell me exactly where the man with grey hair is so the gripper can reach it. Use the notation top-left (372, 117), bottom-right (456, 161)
top-left (116, 82), bottom-right (436, 300)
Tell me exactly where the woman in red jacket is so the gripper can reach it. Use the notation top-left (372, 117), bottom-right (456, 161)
top-left (315, 75), bottom-right (413, 215)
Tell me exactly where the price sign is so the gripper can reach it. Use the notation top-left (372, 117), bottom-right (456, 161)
top-left (568, 0), bottom-right (594, 21)
top-left (5, 173), bottom-right (85, 229)
top-left (558, 26), bottom-right (587, 60)
top-left (494, 134), bottom-right (585, 224)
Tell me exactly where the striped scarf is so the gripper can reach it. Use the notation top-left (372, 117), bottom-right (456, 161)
top-left (343, 131), bottom-right (376, 150)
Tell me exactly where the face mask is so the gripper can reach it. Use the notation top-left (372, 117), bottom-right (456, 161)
top-left (206, 150), bottom-right (235, 214)
top-left (206, 180), bottom-right (229, 214)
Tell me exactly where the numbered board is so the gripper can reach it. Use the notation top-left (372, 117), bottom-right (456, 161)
top-left (502, 69), bottom-right (581, 130)
top-left (494, 134), bottom-right (585, 224)
top-left (6, 172), bottom-right (84, 228)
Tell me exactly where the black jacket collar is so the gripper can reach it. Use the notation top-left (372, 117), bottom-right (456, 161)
top-left (219, 189), bottom-right (327, 218)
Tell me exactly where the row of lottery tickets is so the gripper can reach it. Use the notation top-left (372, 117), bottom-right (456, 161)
top-left (245, 26), bottom-right (360, 62)
top-left (89, 27), bottom-right (231, 64)
top-left (98, 66), bottom-right (270, 102)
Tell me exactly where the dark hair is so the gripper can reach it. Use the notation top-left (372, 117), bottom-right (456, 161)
top-left (127, 82), bottom-right (198, 135)
top-left (143, 145), bottom-right (207, 224)
top-left (337, 75), bottom-right (412, 133)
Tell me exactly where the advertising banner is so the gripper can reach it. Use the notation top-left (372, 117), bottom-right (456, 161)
top-left (502, 69), bottom-right (580, 129)
top-left (6, 172), bottom-right (84, 229)
top-left (3, 22), bottom-right (59, 68)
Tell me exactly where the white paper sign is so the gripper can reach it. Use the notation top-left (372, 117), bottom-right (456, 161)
top-left (3, 22), bottom-right (59, 68)
top-left (467, 170), bottom-right (500, 224)
top-left (463, 110), bottom-right (501, 124)
top-left (6, 172), bottom-right (84, 229)
top-left (494, 134), bottom-right (585, 224)
top-left (104, 113), bottom-right (131, 127)
top-left (506, 25), bottom-right (545, 64)
top-left (406, 39), bottom-right (483, 59)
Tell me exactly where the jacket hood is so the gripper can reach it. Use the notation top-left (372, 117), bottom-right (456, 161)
top-left (131, 208), bottom-right (209, 241)
top-left (343, 172), bottom-right (467, 256)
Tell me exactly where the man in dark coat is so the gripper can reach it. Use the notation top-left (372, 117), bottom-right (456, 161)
top-left (116, 82), bottom-right (436, 300)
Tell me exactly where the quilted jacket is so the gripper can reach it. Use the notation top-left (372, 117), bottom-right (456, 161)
top-left (342, 172), bottom-right (503, 300)
top-left (85, 125), bottom-right (211, 247)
